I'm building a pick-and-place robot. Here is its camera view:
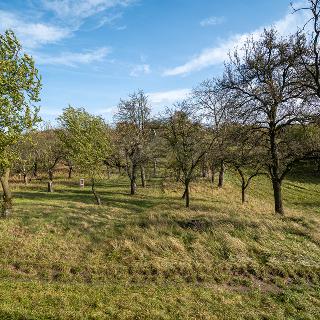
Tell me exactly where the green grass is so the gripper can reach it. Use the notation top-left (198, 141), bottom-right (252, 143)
top-left (0, 167), bottom-right (319, 319)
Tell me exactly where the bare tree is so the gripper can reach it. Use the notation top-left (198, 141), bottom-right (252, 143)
top-left (162, 103), bottom-right (211, 208)
top-left (192, 78), bottom-right (231, 188)
top-left (225, 125), bottom-right (266, 204)
top-left (292, 0), bottom-right (320, 99)
top-left (35, 127), bottom-right (63, 192)
top-left (115, 90), bottom-right (151, 195)
top-left (221, 29), bottom-right (318, 215)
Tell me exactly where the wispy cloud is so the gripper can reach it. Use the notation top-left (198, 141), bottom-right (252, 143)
top-left (164, 4), bottom-right (310, 76)
top-left (0, 10), bottom-right (70, 48)
top-left (36, 47), bottom-right (111, 66)
top-left (96, 12), bottom-right (123, 29)
top-left (41, 0), bottom-right (134, 22)
top-left (130, 64), bottom-right (151, 77)
top-left (148, 89), bottom-right (191, 108)
top-left (200, 16), bottom-right (225, 27)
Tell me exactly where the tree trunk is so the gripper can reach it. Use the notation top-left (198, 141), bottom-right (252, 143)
top-left (68, 166), bottom-right (73, 179)
top-left (33, 162), bottom-right (38, 177)
top-left (272, 179), bottom-right (284, 215)
top-left (153, 158), bottom-right (157, 177)
top-left (218, 161), bottom-right (224, 188)
top-left (48, 169), bottom-right (54, 193)
top-left (47, 181), bottom-right (53, 192)
top-left (269, 128), bottom-right (284, 215)
top-left (91, 178), bottom-right (101, 205)
top-left (140, 166), bottom-right (146, 188)
top-left (0, 168), bottom-right (12, 217)
top-left (241, 183), bottom-right (246, 204)
top-left (184, 182), bottom-right (190, 208)
top-left (48, 169), bottom-right (53, 182)
top-left (130, 165), bottom-right (137, 195)
top-left (23, 173), bottom-right (28, 186)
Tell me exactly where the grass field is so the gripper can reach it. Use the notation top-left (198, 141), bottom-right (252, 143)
top-left (0, 166), bottom-right (319, 319)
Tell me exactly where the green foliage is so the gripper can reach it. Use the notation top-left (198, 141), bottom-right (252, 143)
top-left (58, 106), bottom-right (111, 178)
top-left (11, 132), bottom-right (37, 178)
top-left (0, 29), bottom-right (41, 170)
top-left (34, 127), bottom-right (64, 179)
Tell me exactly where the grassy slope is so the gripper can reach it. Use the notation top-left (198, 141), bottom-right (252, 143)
top-left (0, 167), bottom-right (319, 319)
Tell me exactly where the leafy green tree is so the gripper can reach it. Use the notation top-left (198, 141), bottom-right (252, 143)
top-left (58, 107), bottom-right (111, 205)
top-left (0, 30), bottom-right (41, 216)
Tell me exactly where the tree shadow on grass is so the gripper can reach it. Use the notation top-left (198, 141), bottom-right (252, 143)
top-left (13, 188), bottom-right (172, 241)
top-left (291, 200), bottom-right (320, 211)
top-left (12, 179), bottom-right (238, 241)
top-left (286, 162), bottom-right (320, 185)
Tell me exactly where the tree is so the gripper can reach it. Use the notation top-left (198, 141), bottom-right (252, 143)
top-left (221, 29), bottom-right (319, 215)
top-left (58, 107), bottom-right (111, 205)
top-left (192, 78), bottom-right (230, 188)
top-left (35, 127), bottom-right (63, 192)
top-left (292, 0), bottom-right (320, 99)
top-left (0, 30), bottom-right (41, 216)
top-left (105, 128), bottom-right (127, 175)
top-left (225, 125), bottom-right (266, 204)
top-left (115, 90), bottom-right (151, 195)
top-left (162, 103), bottom-right (210, 208)
top-left (12, 133), bottom-right (37, 185)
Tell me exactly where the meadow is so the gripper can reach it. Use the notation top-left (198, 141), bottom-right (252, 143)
top-left (0, 165), bottom-right (318, 320)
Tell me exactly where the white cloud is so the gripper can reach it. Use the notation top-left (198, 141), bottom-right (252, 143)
top-left (164, 4), bottom-right (310, 76)
top-left (0, 1), bottom-right (135, 49)
top-left (36, 47), bottom-right (111, 66)
top-left (130, 64), bottom-right (151, 77)
top-left (148, 89), bottom-right (191, 107)
top-left (0, 10), bottom-right (70, 48)
top-left (200, 16), bottom-right (225, 27)
top-left (42, 0), bottom-right (134, 21)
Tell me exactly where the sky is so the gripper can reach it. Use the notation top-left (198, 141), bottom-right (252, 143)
top-left (0, 0), bottom-right (310, 122)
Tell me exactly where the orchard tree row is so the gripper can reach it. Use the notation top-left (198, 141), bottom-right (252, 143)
top-left (1, 1), bottom-right (320, 216)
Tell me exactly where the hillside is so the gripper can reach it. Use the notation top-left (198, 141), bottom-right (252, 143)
top-left (0, 168), bottom-right (319, 319)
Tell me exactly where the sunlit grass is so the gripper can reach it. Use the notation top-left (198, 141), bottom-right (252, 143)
top-left (0, 167), bottom-right (319, 319)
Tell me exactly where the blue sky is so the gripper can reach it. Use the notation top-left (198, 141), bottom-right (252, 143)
top-left (0, 0), bottom-right (308, 122)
